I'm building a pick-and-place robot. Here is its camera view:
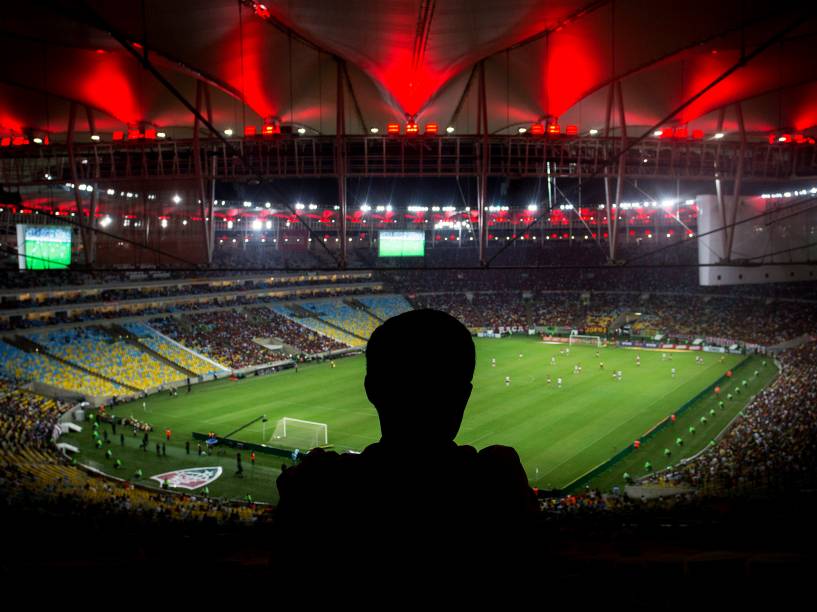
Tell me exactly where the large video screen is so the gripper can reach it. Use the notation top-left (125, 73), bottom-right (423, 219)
top-left (378, 230), bottom-right (425, 257)
top-left (17, 225), bottom-right (72, 270)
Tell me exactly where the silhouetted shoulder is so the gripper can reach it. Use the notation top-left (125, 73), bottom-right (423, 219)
top-left (275, 447), bottom-right (354, 523)
top-left (476, 444), bottom-right (539, 515)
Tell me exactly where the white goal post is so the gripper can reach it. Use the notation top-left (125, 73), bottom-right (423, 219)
top-left (567, 332), bottom-right (603, 348)
top-left (271, 417), bottom-right (328, 449)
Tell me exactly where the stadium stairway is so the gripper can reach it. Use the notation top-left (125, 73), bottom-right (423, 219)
top-left (346, 298), bottom-right (386, 323)
top-left (284, 302), bottom-right (369, 343)
top-left (104, 324), bottom-right (198, 378)
top-left (6, 335), bottom-right (142, 393)
top-left (609, 310), bottom-right (639, 332)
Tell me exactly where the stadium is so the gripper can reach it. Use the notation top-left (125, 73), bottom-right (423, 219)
top-left (1, 0), bottom-right (816, 580)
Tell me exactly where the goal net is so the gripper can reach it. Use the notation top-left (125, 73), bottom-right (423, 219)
top-left (568, 333), bottom-right (603, 348)
top-left (270, 417), bottom-right (328, 449)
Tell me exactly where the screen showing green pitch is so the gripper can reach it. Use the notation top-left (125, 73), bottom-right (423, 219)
top-left (378, 231), bottom-right (425, 257)
top-left (20, 225), bottom-right (72, 269)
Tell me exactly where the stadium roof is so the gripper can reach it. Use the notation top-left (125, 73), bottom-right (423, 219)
top-left (1, 0), bottom-right (816, 139)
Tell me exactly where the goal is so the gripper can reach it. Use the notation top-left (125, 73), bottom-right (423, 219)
top-left (270, 417), bottom-right (328, 449)
top-left (568, 333), bottom-right (603, 348)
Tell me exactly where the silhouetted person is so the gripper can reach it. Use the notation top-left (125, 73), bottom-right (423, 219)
top-left (276, 309), bottom-right (536, 550)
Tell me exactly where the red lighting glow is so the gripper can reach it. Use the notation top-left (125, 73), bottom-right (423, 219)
top-left (405, 122), bottom-right (419, 135)
top-left (387, 123), bottom-right (400, 135)
top-left (244, 126), bottom-right (257, 137)
top-left (659, 128), bottom-right (674, 139)
top-left (674, 128), bottom-right (688, 139)
top-left (253, 2), bottom-right (271, 19)
top-left (112, 131), bottom-right (124, 141)
top-left (530, 124), bottom-right (544, 135)
top-left (424, 123), bottom-right (438, 135)
top-left (546, 123), bottom-right (560, 136)
top-left (565, 125), bottom-right (578, 136)
top-left (692, 129), bottom-right (704, 139)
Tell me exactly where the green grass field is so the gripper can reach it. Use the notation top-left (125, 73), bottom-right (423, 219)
top-left (66, 337), bottom-right (775, 503)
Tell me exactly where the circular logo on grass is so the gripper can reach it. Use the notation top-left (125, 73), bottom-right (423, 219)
top-left (150, 467), bottom-right (223, 490)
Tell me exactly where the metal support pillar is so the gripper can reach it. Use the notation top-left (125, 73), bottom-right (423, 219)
top-left (87, 172), bottom-right (98, 264)
top-left (602, 83), bottom-right (615, 262)
top-left (66, 102), bottom-right (92, 266)
top-left (477, 61), bottom-right (489, 267)
top-left (714, 107), bottom-right (729, 256)
top-left (611, 80), bottom-right (627, 262)
top-left (193, 81), bottom-right (212, 263)
top-left (209, 155), bottom-right (217, 263)
top-left (725, 102), bottom-right (747, 260)
top-left (85, 106), bottom-right (96, 137)
top-left (336, 60), bottom-right (347, 269)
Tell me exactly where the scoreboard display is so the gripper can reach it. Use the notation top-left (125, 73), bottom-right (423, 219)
top-left (17, 225), bottom-right (72, 270)
top-left (378, 230), bottom-right (425, 257)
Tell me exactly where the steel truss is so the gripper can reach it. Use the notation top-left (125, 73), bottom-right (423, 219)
top-left (2, 136), bottom-right (816, 187)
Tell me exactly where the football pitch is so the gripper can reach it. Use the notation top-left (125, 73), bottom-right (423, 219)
top-left (66, 337), bottom-right (776, 503)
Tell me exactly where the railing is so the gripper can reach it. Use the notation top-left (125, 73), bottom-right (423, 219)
top-left (2, 135), bottom-right (816, 185)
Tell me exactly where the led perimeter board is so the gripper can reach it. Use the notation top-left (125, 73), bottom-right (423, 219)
top-left (378, 230), bottom-right (425, 257)
top-left (16, 225), bottom-right (72, 270)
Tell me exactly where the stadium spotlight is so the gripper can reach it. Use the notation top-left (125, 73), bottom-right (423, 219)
top-left (518, 127), bottom-right (527, 134)
top-left (251, 219), bottom-right (262, 231)
top-left (227, 221), bottom-right (233, 229)
top-left (160, 218), bottom-right (168, 228)
top-left (265, 202), bottom-right (271, 208)
top-left (527, 203), bottom-right (538, 211)
top-left (156, 131), bottom-right (167, 139)
top-left (172, 194), bottom-right (182, 204)
top-left (265, 220), bottom-right (272, 229)
top-left (224, 128), bottom-right (234, 136)
top-left (446, 126), bottom-right (455, 134)
top-left (588, 128), bottom-right (599, 135)
top-left (99, 215), bottom-right (112, 228)
top-left (32, 137), bottom-right (43, 144)
top-left (90, 134), bottom-right (101, 142)
top-left (182, 219), bottom-right (188, 226)
top-left (297, 127), bottom-right (306, 135)
top-left (653, 129), bottom-right (663, 137)
top-left (712, 132), bottom-right (725, 139)
top-left (370, 127), bottom-right (379, 134)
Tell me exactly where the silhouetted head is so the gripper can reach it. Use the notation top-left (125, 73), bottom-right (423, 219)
top-left (365, 309), bottom-right (475, 447)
